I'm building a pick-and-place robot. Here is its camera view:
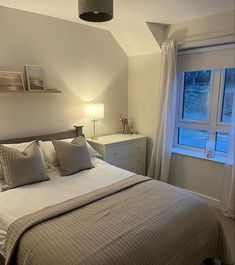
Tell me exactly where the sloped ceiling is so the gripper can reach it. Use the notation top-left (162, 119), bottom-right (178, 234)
top-left (0, 0), bottom-right (234, 56)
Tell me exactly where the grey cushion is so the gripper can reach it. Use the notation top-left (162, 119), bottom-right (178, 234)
top-left (53, 137), bottom-right (94, 176)
top-left (0, 141), bottom-right (49, 191)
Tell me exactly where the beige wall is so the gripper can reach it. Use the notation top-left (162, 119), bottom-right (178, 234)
top-left (165, 10), bottom-right (235, 43)
top-left (169, 155), bottom-right (225, 207)
top-left (0, 7), bottom-right (128, 139)
top-left (128, 53), bottom-right (161, 170)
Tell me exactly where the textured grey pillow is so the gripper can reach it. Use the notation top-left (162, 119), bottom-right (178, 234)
top-left (53, 137), bottom-right (94, 176)
top-left (0, 141), bottom-right (49, 191)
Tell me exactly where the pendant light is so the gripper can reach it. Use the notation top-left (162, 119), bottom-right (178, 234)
top-left (78, 0), bottom-right (113, 22)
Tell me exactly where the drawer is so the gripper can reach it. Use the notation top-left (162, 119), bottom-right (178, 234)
top-left (129, 165), bottom-right (146, 175)
top-left (109, 154), bottom-right (145, 172)
top-left (105, 140), bottom-right (145, 162)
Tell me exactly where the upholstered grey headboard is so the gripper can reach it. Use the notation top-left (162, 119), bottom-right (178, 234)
top-left (0, 126), bottom-right (84, 144)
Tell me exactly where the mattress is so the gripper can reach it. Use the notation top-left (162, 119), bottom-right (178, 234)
top-left (0, 157), bottom-right (134, 256)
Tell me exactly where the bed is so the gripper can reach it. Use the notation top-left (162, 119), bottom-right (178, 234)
top-left (0, 127), bottom-right (232, 265)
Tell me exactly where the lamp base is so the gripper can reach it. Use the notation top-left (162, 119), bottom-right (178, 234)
top-left (91, 136), bottom-right (98, 140)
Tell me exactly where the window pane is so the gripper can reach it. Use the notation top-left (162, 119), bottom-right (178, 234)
top-left (182, 70), bottom-right (211, 121)
top-left (221, 68), bottom-right (235, 123)
top-left (178, 128), bottom-right (208, 149)
top-left (216, 133), bottom-right (229, 153)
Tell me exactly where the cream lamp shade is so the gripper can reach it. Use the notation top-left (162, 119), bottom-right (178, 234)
top-left (85, 103), bottom-right (104, 140)
top-left (85, 103), bottom-right (104, 120)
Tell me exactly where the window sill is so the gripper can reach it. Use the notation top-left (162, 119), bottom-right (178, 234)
top-left (172, 147), bottom-right (226, 164)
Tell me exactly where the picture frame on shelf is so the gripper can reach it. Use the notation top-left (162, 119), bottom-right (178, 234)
top-left (25, 65), bottom-right (46, 91)
top-left (0, 71), bottom-right (25, 91)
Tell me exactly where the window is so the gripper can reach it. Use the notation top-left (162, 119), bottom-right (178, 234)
top-left (178, 128), bottom-right (208, 149)
top-left (221, 68), bottom-right (235, 123)
top-left (216, 133), bottom-right (229, 153)
top-left (182, 70), bottom-right (211, 121)
top-left (174, 68), bottom-right (235, 157)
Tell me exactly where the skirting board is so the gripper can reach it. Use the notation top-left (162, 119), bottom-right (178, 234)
top-left (184, 189), bottom-right (221, 209)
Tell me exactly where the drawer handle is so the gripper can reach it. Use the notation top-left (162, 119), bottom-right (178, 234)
top-left (113, 152), bottom-right (118, 156)
top-left (137, 160), bottom-right (141, 163)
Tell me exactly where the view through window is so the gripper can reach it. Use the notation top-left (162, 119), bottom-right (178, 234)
top-left (175, 68), bottom-right (235, 155)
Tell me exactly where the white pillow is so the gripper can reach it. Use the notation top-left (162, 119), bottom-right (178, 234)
top-left (88, 143), bottom-right (102, 158)
top-left (40, 141), bottom-right (59, 168)
top-left (40, 137), bottom-right (101, 168)
top-left (0, 141), bottom-right (48, 179)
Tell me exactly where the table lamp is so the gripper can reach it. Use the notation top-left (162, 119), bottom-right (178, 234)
top-left (85, 103), bottom-right (104, 140)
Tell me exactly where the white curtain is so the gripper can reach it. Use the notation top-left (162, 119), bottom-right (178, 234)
top-left (148, 40), bottom-right (177, 182)
top-left (221, 93), bottom-right (235, 219)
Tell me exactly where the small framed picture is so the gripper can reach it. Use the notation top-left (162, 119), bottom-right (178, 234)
top-left (25, 65), bottom-right (46, 91)
top-left (0, 71), bottom-right (25, 91)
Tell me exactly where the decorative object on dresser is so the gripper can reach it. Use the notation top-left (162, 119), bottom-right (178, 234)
top-left (119, 116), bottom-right (134, 134)
top-left (87, 134), bottom-right (147, 175)
top-left (85, 103), bottom-right (104, 140)
top-left (25, 65), bottom-right (46, 91)
top-left (0, 71), bottom-right (25, 91)
top-left (119, 115), bottom-right (129, 134)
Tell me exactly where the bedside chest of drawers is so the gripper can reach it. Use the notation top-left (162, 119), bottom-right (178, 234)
top-left (87, 134), bottom-right (147, 175)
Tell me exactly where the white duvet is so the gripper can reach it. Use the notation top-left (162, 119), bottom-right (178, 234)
top-left (0, 158), bottom-right (134, 256)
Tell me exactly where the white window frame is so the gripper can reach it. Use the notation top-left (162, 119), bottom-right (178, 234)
top-left (174, 68), bottom-right (232, 157)
top-left (217, 69), bottom-right (233, 127)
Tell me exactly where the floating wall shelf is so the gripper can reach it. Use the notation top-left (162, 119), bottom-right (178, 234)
top-left (0, 89), bottom-right (61, 93)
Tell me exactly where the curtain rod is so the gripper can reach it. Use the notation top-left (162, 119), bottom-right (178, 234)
top-left (177, 32), bottom-right (235, 46)
top-left (178, 42), bottom-right (235, 55)
top-left (178, 42), bottom-right (235, 53)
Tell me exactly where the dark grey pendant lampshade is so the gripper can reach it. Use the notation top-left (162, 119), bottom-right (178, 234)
top-left (79, 0), bottom-right (113, 22)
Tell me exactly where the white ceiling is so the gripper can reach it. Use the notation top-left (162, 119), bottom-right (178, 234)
top-left (0, 0), bottom-right (234, 56)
